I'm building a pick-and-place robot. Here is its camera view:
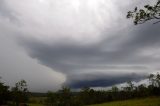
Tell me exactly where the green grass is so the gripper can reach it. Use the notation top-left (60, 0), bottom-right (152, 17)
top-left (88, 97), bottom-right (160, 106)
top-left (29, 97), bottom-right (46, 106)
top-left (29, 97), bottom-right (160, 106)
top-left (29, 97), bottom-right (46, 103)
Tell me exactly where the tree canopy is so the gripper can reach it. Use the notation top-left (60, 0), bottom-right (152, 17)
top-left (127, 0), bottom-right (160, 25)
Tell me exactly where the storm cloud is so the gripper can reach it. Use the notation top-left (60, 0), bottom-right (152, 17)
top-left (0, 0), bottom-right (159, 91)
top-left (18, 22), bottom-right (160, 88)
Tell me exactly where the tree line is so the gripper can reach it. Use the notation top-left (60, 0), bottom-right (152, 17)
top-left (45, 73), bottom-right (160, 106)
top-left (0, 73), bottom-right (160, 106)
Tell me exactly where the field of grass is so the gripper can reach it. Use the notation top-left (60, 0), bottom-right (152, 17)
top-left (88, 97), bottom-right (160, 106)
top-left (29, 97), bottom-right (46, 103)
top-left (28, 97), bottom-right (160, 106)
top-left (29, 97), bottom-right (46, 106)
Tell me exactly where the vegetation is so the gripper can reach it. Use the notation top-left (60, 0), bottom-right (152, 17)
top-left (0, 73), bottom-right (160, 106)
top-left (0, 79), bottom-right (29, 106)
top-left (0, 77), bottom-right (10, 105)
top-left (29, 97), bottom-right (46, 104)
top-left (127, 0), bottom-right (160, 25)
top-left (45, 73), bottom-right (160, 106)
top-left (11, 80), bottom-right (29, 106)
top-left (88, 97), bottom-right (160, 106)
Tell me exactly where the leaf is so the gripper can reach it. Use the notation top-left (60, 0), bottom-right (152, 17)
top-left (144, 5), bottom-right (149, 8)
top-left (134, 7), bottom-right (138, 12)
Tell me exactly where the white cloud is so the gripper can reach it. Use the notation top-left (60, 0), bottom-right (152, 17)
top-left (2, 0), bottom-right (131, 44)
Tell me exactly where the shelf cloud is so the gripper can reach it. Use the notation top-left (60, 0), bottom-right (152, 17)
top-left (0, 0), bottom-right (159, 91)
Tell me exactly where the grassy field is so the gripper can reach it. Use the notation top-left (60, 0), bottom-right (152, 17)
top-left (29, 97), bottom-right (46, 106)
top-left (88, 97), bottom-right (160, 106)
top-left (29, 97), bottom-right (160, 106)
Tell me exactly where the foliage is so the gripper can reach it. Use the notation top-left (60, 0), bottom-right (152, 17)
top-left (29, 97), bottom-right (46, 104)
top-left (45, 91), bottom-right (59, 106)
top-left (127, 0), bottom-right (160, 25)
top-left (1, 73), bottom-right (160, 106)
top-left (0, 78), bottom-right (10, 105)
top-left (123, 81), bottom-right (134, 92)
top-left (45, 73), bottom-right (160, 106)
top-left (45, 86), bottom-right (82, 106)
top-left (11, 80), bottom-right (29, 106)
top-left (58, 86), bottom-right (72, 106)
top-left (111, 86), bottom-right (119, 92)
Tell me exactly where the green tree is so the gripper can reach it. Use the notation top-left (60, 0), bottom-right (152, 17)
top-left (11, 80), bottom-right (29, 106)
top-left (127, 0), bottom-right (160, 25)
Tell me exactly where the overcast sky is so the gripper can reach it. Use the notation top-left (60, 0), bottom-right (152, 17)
top-left (0, 0), bottom-right (160, 92)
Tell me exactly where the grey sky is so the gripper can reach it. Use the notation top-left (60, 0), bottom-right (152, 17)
top-left (0, 0), bottom-right (159, 92)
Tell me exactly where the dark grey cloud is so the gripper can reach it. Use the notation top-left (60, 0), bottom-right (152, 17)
top-left (65, 73), bottom-right (146, 88)
top-left (19, 23), bottom-right (160, 67)
top-left (17, 22), bottom-right (160, 88)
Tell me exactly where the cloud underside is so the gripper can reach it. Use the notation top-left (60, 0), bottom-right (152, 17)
top-left (66, 73), bottom-right (146, 88)
top-left (19, 23), bottom-right (160, 88)
top-left (0, 0), bottom-right (160, 89)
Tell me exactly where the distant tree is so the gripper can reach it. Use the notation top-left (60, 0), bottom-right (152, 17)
top-left (43, 72), bottom-right (160, 106)
top-left (147, 73), bottom-right (160, 87)
top-left (11, 80), bottom-right (29, 106)
top-left (45, 91), bottom-right (58, 106)
top-left (0, 77), bottom-right (10, 105)
top-left (111, 86), bottom-right (119, 100)
top-left (147, 73), bottom-right (160, 95)
top-left (148, 74), bottom-right (155, 86)
top-left (155, 73), bottom-right (160, 87)
top-left (45, 87), bottom-right (82, 106)
top-left (137, 84), bottom-right (148, 97)
top-left (79, 87), bottom-right (91, 105)
top-left (127, 0), bottom-right (160, 25)
top-left (58, 86), bottom-right (72, 106)
top-left (123, 81), bottom-right (134, 92)
top-left (111, 86), bottom-right (119, 92)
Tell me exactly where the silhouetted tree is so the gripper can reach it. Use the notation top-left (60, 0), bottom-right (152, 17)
top-left (156, 73), bottom-right (160, 87)
top-left (79, 87), bottom-right (91, 105)
top-left (111, 86), bottom-right (119, 92)
top-left (148, 73), bottom-right (160, 95)
top-left (45, 91), bottom-right (58, 106)
top-left (127, 0), bottom-right (160, 25)
top-left (11, 80), bottom-right (29, 106)
top-left (123, 81), bottom-right (134, 92)
top-left (0, 77), bottom-right (10, 105)
top-left (148, 74), bottom-right (155, 86)
top-left (58, 86), bottom-right (72, 106)
top-left (137, 84), bottom-right (148, 97)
